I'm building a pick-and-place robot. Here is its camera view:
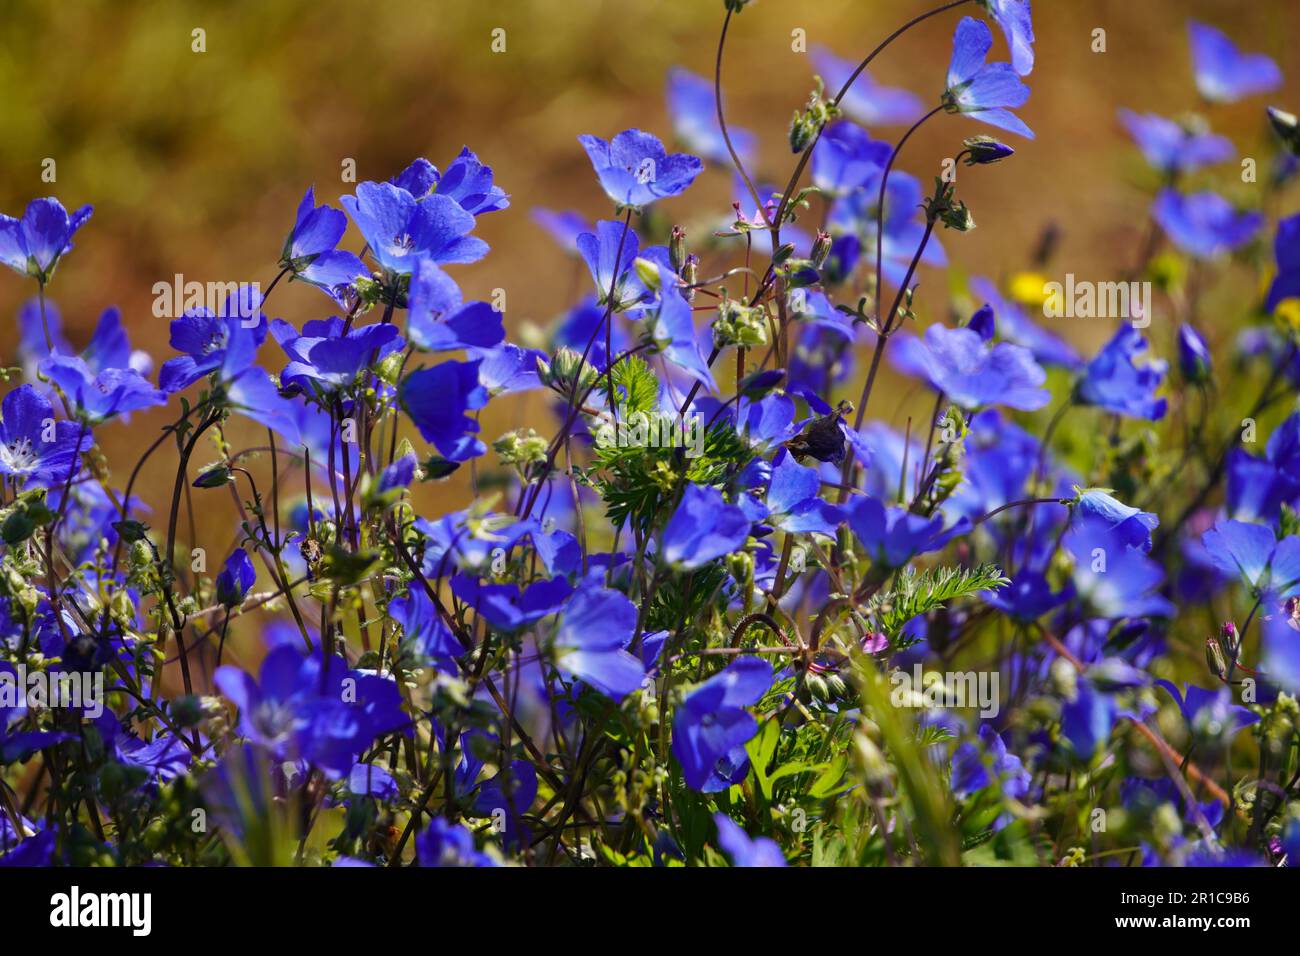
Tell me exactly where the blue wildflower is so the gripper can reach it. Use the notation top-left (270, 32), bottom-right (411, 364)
top-left (1188, 21), bottom-right (1282, 103)
top-left (341, 181), bottom-right (486, 276)
top-left (416, 817), bottom-right (498, 867)
top-left (1201, 520), bottom-right (1300, 597)
top-left (714, 814), bottom-right (786, 867)
top-left (891, 322), bottom-right (1049, 411)
top-left (578, 129), bottom-right (703, 207)
top-left (661, 483), bottom-right (751, 570)
top-left (811, 46), bottom-right (924, 126)
top-left (672, 657), bottom-right (773, 792)
top-left (554, 585), bottom-right (646, 701)
top-left (1075, 490), bottom-right (1159, 553)
top-left (431, 147), bottom-right (510, 216)
top-left (1076, 326), bottom-right (1167, 420)
top-left (846, 496), bottom-right (950, 569)
top-left (942, 17), bottom-right (1034, 140)
top-left (969, 276), bottom-right (1081, 368)
top-left (399, 359), bottom-right (489, 461)
top-left (406, 258), bottom-right (504, 352)
top-left (0, 385), bottom-right (92, 489)
top-left (748, 451), bottom-right (843, 535)
top-left (1065, 516), bottom-right (1174, 619)
top-left (216, 549), bottom-right (256, 608)
top-left (667, 67), bottom-right (755, 166)
top-left (1177, 323), bottom-right (1212, 383)
top-left (1152, 188), bottom-right (1263, 259)
top-left (648, 264), bottom-right (713, 388)
top-left (977, 0), bottom-right (1035, 76)
top-left (810, 121), bottom-right (892, 195)
top-left (1118, 110), bottom-right (1234, 174)
top-left (158, 287), bottom-right (266, 393)
top-left (0, 197), bottom-right (93, 283)
top-left (280, 187), bottom-right (369, 304)
top-left (1265, 213), bottom-right (1300, 313)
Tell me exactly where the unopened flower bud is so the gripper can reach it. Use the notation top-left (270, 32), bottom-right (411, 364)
top-left (669, 226), bottom-right (687, 274)
top-left (810, 231), bottom-right (832, 269)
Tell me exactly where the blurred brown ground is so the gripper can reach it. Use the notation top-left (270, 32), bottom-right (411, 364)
top-left (0, 0), bottom-right (1298, 583)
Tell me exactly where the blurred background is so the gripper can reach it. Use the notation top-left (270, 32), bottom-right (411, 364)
top-left (1, 0), bottom-right (1298, 572)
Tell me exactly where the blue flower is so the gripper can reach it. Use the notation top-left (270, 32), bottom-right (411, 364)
top-left (811, 46), bottom-right (925, 126)
top-left (1177, 323), bottom-right (1212, 382)
top-left (1265, 213), bottom-right (1300, 313)
top-left (969, 277), bottom-right (1081, 368)
top-left (667, 67), bottom-right (755, 166)
top-left (0, 197), bottom-right (93, 283)
top-left (0, 385), bottom-right (92, 489)
top-left (578, 129), bottom-right (703, 207)
top-left (672, 657), bottom-right (773, 792)
top-left (942, 17), bottom-right (1034, 140)
top-left (399, 359), bottom-right (490, 461)
top-left (1188, 21), bottom-right (1281, 103)
top-left (406, 258), bottom-right (504, 352)
top-left (978, 0), bottom-right (1035, 76)
top-left (554, 585), bottom-right (646, 701)
top-left (810, 121), bottom-right (892, 195)
top-left (648, 264), bottom-right (714, 389)
top-left (415, 818), bottom-right (497, 867)
top-left (950, 725), bottom-right (1031, 828)
top-left (576, 220), bottom-right (653, 312)
top-left (430, 147), bottom-right (510, 216)
top-left (1076, 326), bottom-right (1167, 420)
top-left (1152, 188), bottom-right (1263, 259)
top-left (216, 549), bottom-right (256, 608)
top-left (982, 570), bottom-right (1068, 621)
top-left (40, 356), bottom-right (165, 424)
top-left (1153, 681), bottom-right (1259, 740)
top-left (476, 345), bottom-right (544, 396)
top-left (1226, 412), bottom-right (1300, 523)
top-left (1060, 679), bottom-right (1118, 759)
top-left (1065, 516), bottom-right (1174, 619)
top-left (1261, 597), bottom-right (1300, 694)
top-left (280, 187), bottom-right (368, 305)
top-left (891, 323), bottom-right (1049, 411)
top-left (158, 287), bottom-right (266, 393)
top-left (214, 645), bottom-right (409, 779)
top-left (341, 181), bottom-right (486, 276)
top-left (661, 483), bottom-right (751, 570)
top-left (1075, 490), bottom-right (1159, 553)
top-left (389, 588), bottom-right (462, 672)
top-left (531, 208), bottom-right (590, 253)
top-left (846, 496), bottom-right (949, 569)
top-left (1201, 520), bottom-right (1300, 597)
top-left (827, 171), bottom-right (947, 288)
top-left (450, 574), bottom-right (573, 632)
top-left (1118, 110), bottom-right (1234, 174)
top-left (275, 317), bottom-right (404, 396)
top-left (748, 451), bottom-right (843, 534)
top-left (713, 814), bottom-right (786, 867)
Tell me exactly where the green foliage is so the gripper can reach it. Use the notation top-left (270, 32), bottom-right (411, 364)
top-left (864, 563), bottom-right (1010, 644)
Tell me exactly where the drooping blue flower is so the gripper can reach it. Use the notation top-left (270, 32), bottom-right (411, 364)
top-left (399, 359), bottom-right (489, 461)
top-left (977, 0), bottom-right (1035, 76)
top-left (1152, 188), bottom-right (1263, 259)
top-left (406, 257), bottom-right (503, 352)
top-left (1117, 110), bottom-right (1234, 175)
top-left (280, 187), bottom-right (369, 304)
top-left (554, 585), bottom-right (646, 701)
top-left (891, 323), bottom-right (1049, 411)
top-left (950, 725), bottom-right (1031, 829)
top-left (341, 181), bottom-right (486, 276)
top-left (576, 219), bottom-right (655, 312)
top-left (811, 46), bottom-right (925, 126)
top-left (476, 345), bottom-right (544, 396)
top-left (1075, 490), bottom-right (1159, 553)
top-left (1076, 326), bottom-right (1167, 420)
top-left (648, 264), bottom-right (714, 389)
top-left (1188, 21), bottom-right (1282, 103)
top-left (1201, 520), bottom-right (1300, 597)
top-left (942, 17), bottom-right (1034, 140)
top-left (666, 67), bottom-right (755, 166)
top-left (0, 385), bottom-right (92, 489)
top-left (216, 549), bottom-right (256, 608)
top-left (158, 287), bottom-right (266, 393)
top-left (0, 198), bottom-right (93, 283)
top-left (1177, 323), bottom-right (1212, 382)
top-left (672, 656), bottom-right (773, 792)
top-left (810, 121), bottom-right (892, 196)
top-left (846, 496), bottom-right (950, 569)
top-left (214, 645), bottom-right (409, 779)
top-left (1225, 412), bottom-right (1300, 523)
top-left (93, 711), bottom-right (192, 785)
top-left (661, 483), bottom-right (751, 570)
top-left (578, 129), bottom-right (703, 207)
top-left (389, 588), bottom-right (462, 673)
top-left (415, 817), bottom-right (498, 867)
top-left (275, 317), bottom-right (404, 395)
top-left (1265, 213), bottom-right (1300, 313)
top-left (713, 814), bottom-right (786, 867)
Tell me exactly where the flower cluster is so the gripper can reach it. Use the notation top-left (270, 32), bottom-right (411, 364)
top-left (3, 0), bottom-right (1300, 871)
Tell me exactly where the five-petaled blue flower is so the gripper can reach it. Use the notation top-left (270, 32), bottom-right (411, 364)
top-left (1076, 326), bottom-right (1167, 421)
top-left (578, 129), bottom-right (703, 208)
top-left (280, 187), bottom-right (369, 305)
top-left (1188, 20), bottom-right (1282, 104)
top-left (1118, 110), bottom-right (1234, 175)
top-left (1152, 188), bottom-right (1263, 259)
top-left (892, 322), bottom-right (1049, 411)
top-left (399, 359), bottom-right (490, 462)
top-left (158, 287), bottom-right (266, 394)
top-left (661, 483), bottom-right (751, 570)
top-left (942, 17), bottom-right (1034, 140)
top-left (0, 385), bottom-right (92, 489)
top-left (342, 181), bottom-right (487, 276)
